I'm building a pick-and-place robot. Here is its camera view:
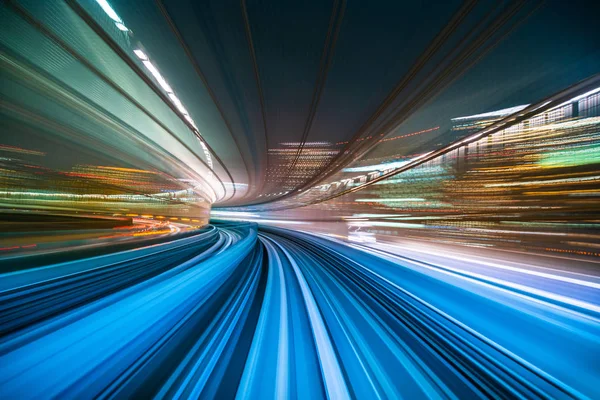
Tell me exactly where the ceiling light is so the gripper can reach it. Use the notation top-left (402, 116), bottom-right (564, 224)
top-left (168, 93), bottom-right (188, 114)
top-left (95, 0), bottom-right (123, 23)
top-left (133, 49), bottom-right (148, 61)
top-left (142, 60), bottom-right (173, 93)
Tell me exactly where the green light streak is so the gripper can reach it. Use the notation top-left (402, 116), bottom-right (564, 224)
top-left (538, 143), bottom-right (600, 168)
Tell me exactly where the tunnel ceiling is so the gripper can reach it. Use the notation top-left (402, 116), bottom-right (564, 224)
top-left (2, 0), bottom-right (599, 208)
top-left (94, 0), bottom-right (524, 206)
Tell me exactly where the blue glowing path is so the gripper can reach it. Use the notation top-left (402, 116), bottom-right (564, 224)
top-left (0, 223), bottom-right (598, 399)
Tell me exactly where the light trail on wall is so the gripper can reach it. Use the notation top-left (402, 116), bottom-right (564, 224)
top-left (82, 0), bottom-right (241, 202)
top-left (93, 1), bottom-right (215, 172)
top-left (243, 77), bottom-right (600, 212)
top-left (94, 0), bottom-right (129, 32)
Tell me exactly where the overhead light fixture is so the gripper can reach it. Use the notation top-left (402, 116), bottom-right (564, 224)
top-left (168, 93), bottom-right (188, 115)
top-left (142, 60), bottom-right (173, 93)
top-left (114, 22), bottom-right (129, 31)
top-left (132, 30), bottom-right (215, 173)
top-left (133, 49), bottom-right (148, 61)
top-left (95, 0), bottom-right (122, 23)
top-left (184, 115), bottom-right (197, 129)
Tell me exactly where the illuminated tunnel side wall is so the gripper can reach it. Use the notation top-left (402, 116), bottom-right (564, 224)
top-left (248, 90), bottom-right (600, 257)
top-left (0, 2), bottom-right (213, 221)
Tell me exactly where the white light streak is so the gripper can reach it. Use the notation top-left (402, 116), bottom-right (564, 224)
top-left (343, 160), bottom-right (411, 173)
top-left (168, 93), bottom-right (188, 115)
top-left (142, 60), bottom-right (173, 93)
top-left (133, 49), bottom-right (148, 61)
top-left (553, 87), bottom-right (600, 110)
top-left (95, 0), bottom-right (122, 23)
top-left (452, 105), bottom-right (529, 121)
top-left (347, 221), bottom-right (426, 229)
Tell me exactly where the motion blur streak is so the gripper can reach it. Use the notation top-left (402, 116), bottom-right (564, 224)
top-left (0, 222), bottom-right (598, 399)
top-left (1, 0), bottom-right (600, 398)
